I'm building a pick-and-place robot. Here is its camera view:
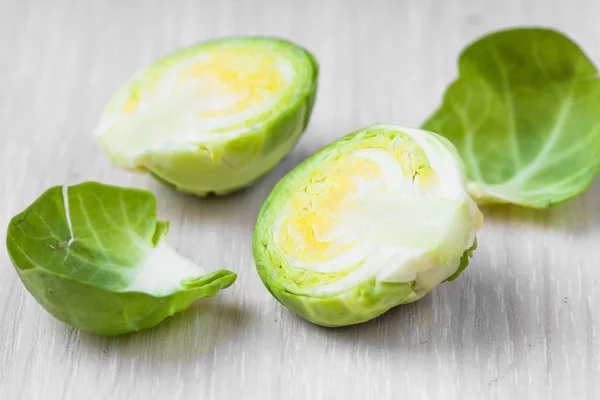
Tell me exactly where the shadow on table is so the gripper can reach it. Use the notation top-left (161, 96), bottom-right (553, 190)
top-left (479, 174), bottom-right (600, 235)
top-left (71, 297), bottom-right (253, 362)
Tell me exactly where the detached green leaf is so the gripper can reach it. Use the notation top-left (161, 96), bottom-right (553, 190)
top-left (422, 27), bottom-right (600, 208)
top-left (6, 182), bottom-right (236, 335)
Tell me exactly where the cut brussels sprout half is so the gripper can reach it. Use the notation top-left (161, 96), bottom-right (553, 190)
top-left (253, 124), bottom-right (483, 327)
top-left (6, 182), bottom-right (236, 336)
top-left (423, 27), bottom-right (600, 208)
top-left (96, 37), bottom-right (318, 196)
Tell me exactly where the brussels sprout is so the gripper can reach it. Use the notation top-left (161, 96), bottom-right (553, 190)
top-left (253, 124), bottom-right (483, 327)
top-left (423, 27), bottom-right (600, 208)
top-left (6, 182), bottom-right (236, 335)
top-left (96, 37), bottom-right (318, 196)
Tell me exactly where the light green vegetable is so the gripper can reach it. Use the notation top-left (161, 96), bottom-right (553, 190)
top-left (253, 124), bottom-right (482, 327)
top-left (6, 182), bottom-right (236, 335)
top-left (422, 27), bottom-right (600, 208)
top-left (96, 37), bottom-right (318, 196)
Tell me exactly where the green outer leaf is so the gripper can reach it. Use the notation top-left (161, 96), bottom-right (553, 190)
top-left (422, 27), bottom-right (600, 208)
top-left (269, 277), bottom-right (414, 328)
top-left (445, 238), bottom-right (477, 282)
top-left (6, 182), bottom-right (236, 336)
top-left (97, 37), bottom-right (319, 196)
top-left (15, 268), bottom-right (235, 336)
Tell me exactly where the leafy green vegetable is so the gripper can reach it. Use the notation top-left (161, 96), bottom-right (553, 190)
top-left (253, 124), bottom-right (482, 327)
top-left (96, 37), bottom-right (318, 196)
top-left (6, 182), bottom-right (236, 335)
top-left (422, 27), bottom-right (600, 208)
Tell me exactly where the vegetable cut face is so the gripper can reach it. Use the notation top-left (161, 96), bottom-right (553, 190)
top-left (6, 182), bottom-right (236, 335)
top-left (96, 37), bottom-right (318, 196)
top-left (253, 124), bottom-right (482, 327)
top-left (422, 27), bottom-right (600, 208)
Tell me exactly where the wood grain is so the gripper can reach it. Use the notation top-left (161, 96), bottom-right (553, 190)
top-left (1, 0), bottom-right (599, 399)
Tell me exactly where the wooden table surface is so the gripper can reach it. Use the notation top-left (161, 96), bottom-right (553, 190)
top-left (1, 1), bottom-right (599, 399)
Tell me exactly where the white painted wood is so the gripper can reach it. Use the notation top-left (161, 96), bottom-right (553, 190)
top-left (1, 0), bottom-right (599, 398)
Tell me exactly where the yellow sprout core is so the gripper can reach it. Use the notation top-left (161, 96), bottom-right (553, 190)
top-left (277, 133), bottom-right (442, 265)
top-left (120, 46), bottom-right (287, 121)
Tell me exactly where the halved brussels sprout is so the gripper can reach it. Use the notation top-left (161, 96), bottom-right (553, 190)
top-left (6, 182), bottom-right (236, 335)
top-left (253, 124), bottom-right (483, 327)
top-left (96, 37), bottom-right (318, 196)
